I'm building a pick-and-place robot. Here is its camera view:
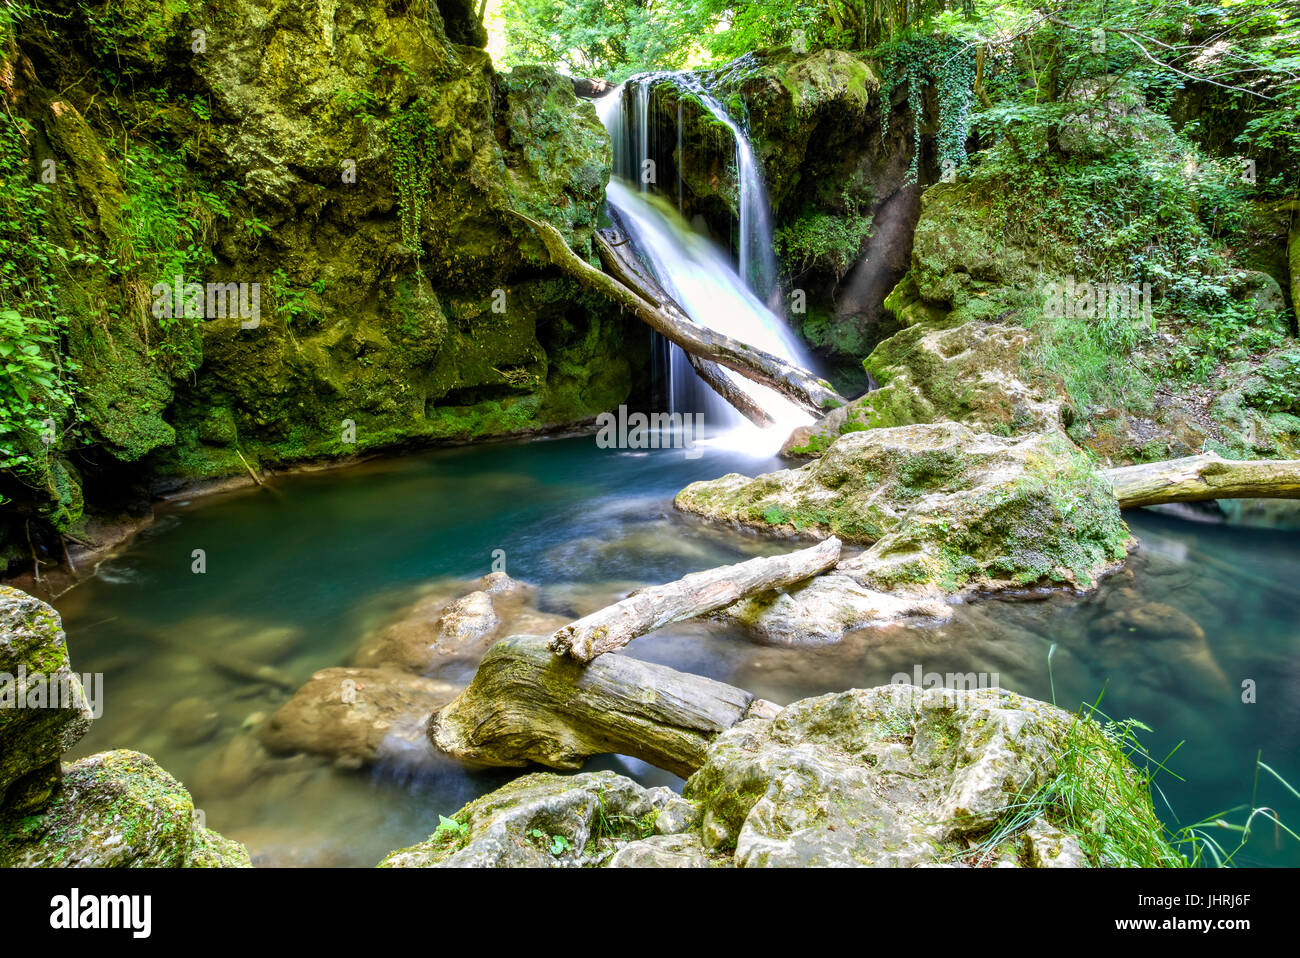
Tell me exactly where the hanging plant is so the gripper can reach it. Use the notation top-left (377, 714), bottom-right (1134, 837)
top-left (879, 33), bottom-right (977, 185)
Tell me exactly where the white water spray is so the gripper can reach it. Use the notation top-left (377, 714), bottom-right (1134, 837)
top-left (597, 78), bottom-right (815, 452)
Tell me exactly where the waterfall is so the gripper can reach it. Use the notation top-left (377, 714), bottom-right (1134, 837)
top-left (596, 77), bottom-right (814, 450)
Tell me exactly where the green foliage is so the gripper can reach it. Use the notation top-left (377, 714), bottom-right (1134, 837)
top-left (528, 828), bottom-right (572, 855)
top-left (387, 100), bottom-right (442, 259)
top-left (268, 269), bottom-right (328, 329)
top-left (497, 0), bottom-right (972, 79)
top-left (431, 814), bottom-right (469, 847)
top-left (974, 679), bottom-right (1300, 867)
top-left (878, 32), bottom-right (977, 185)
top-left (775, 209), bottom-right (873, 279)
top-left (0, 108), bottom-right (77, 477)
top-left (499, 0), bottom-right (692, 81)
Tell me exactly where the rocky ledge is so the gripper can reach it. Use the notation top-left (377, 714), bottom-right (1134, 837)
top-left (381, 684), bottom-right (1167, 868)
top-left (675, 422), bottom-right (1130, 642)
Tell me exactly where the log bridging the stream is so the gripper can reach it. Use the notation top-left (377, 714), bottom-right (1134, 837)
top-left (510, 210), bottom-right (848, 417)
top-left (548, 536), bottom-right (842, 662)
top-left (428, 634), bottom-right (779, 778)
top-left (596, 225), bottom-right (775, 427)
top-left (1103, 453), bottom-right (1300, 508)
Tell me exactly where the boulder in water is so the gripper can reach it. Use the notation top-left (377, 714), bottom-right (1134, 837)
top-left (259, 667), bottom-right (460, 768)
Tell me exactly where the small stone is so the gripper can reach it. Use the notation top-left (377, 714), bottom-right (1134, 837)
top-left (654, 797), bottom-right (702, 835)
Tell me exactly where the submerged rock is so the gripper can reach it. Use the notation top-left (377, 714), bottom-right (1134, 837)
top-left (259, 667), bottom-right (460, 769)
top-left (383, 684), bottom-right (1172, 868)
top-left (351, 572), bottom-right (565, 678)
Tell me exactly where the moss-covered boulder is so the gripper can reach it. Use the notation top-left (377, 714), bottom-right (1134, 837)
top-left (379, 770), bottom-right (670, 867)
top-left (678, 422), bottom-right (1129, 591)
top-left (0, 587), bottom-right (249, 866)
top-left (784, 315), bottom-right (1064, 459)
top-left (0, 586), bottom-right (92, 814)
top-left (0, 749), bottom-right (250, 867)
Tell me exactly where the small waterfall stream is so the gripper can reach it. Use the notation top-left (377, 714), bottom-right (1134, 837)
top-left (596, 77), bottom-right (814, 449)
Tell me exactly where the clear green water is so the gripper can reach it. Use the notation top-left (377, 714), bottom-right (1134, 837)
top-left (54, 435), bottom-right (1300, 866)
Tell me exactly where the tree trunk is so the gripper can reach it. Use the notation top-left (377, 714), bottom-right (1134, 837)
top-left (596, 225), bottom-right (776, 426)
top-left (1104, 453), bottom-right (1300, 508)
top-left (429, 634), bottom-right (778, 778)
top-left (510, 210), bottom-right (848, 417)
top-left (549, 537), bottom-right (843, 662)
top-left (686, 353), bottom-right (777, 427)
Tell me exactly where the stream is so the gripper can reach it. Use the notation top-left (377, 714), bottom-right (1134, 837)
top-left (50, 433), bottom-right (1300, 867)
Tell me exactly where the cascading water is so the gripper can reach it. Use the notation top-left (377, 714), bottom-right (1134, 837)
top-left (597, 75), bottom-right (814, 451)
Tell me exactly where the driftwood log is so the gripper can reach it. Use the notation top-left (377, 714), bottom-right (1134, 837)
top-left (549, 537), bottom-right (842, 662)
top-left (428, 634), bottom-right (779, 777)
top-left (511, 210), bottom-right (847, 417)
top-left (1104, 453), bottom-right (1300, 508)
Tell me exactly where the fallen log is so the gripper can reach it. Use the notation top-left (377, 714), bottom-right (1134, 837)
top-left (1103, 453), bottom-right (1300, 509)
top-left (686, 353), bottom-right (776, 427)
top-left (428, 634), bottom-right (778, 777)
top-left (510, 209), bottom-right (847, 417)
top-left (549, 537), bottom-right (843, 662)
top-left (595, 224), bottom-right (776, 427)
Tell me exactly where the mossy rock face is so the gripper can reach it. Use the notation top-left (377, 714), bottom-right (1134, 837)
top-left (0, 586), bottom-right (92, 814)
top-left (1205, 345), bottom-right (1300, 459)
top-left (2, 0), bottom-right (635, 554)
top-left (0, 749), bottom-right (250, 867)
top-left (782, 315), bottom-right (1063, 459)
top-left (677, 422), bottom-right (1130, 592)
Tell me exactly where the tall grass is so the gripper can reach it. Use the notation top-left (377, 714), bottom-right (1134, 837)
top-left (966, 646), bottom-right (1298, 867)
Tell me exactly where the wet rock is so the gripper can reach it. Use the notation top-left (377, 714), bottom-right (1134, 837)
top-left (606, 833), bottom-right (709, 868)
top-left (187, 732), bottom-right (281, 798)
top-left (1092, 602), bottom-right (1206, 644)
top-left (165, 695), bottom-right (224, 747)
top-left (0, 586), bottom-right (93, 814)
top-left (351, 575), bottom-right (566, 677)
top-left (379, 770), bottom-right (657, 867)
top-left (716, 571), bottom-right (953, 644)
top-left (0, 750), bottom-right (249, 867)
top-left (677, 424), bottom-right (1130, 641)
top-left (259, 667), bottom-right (460, 767)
